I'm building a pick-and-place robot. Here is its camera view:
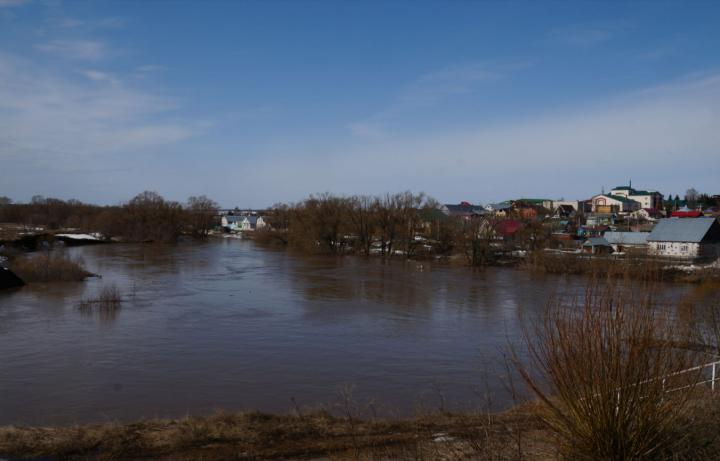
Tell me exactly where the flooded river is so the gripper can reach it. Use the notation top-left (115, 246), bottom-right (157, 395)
top-left (0, 239), bottom-right (612, 425)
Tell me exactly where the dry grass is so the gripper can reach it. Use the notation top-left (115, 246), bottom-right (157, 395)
top-left (513, 262), bottom-right (705, 461)
top-left (11, 249), bottom-right (91, 283)
top-left (76, 283), bottom-right (122, 310)
top-left (0, 405), bottom-right (553, 461)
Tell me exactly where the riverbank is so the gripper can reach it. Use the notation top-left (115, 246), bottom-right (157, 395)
top-left (3, 389), bottom-right (720, 461)
top-left (0, 404), bottom-right (550, 461)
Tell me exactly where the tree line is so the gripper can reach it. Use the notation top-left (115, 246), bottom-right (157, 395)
top-left (258, 191), bottom-right (554, 265)
top-left (0, 192), bottom-right (218, 243)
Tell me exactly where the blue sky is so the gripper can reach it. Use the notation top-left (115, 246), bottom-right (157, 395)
top-left (1, 1), bottom-right (720, 207)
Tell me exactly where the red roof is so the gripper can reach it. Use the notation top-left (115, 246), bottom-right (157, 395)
top-left (670, 211), bottom-right (703, 218)
top-left (490, 219), bottom-right (522, 236)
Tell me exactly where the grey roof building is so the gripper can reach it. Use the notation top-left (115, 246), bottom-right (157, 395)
top-left (603, 232), bottom-right (649, 245)
top-left (647, 218), bottom-right (720, 259)
top-left (647, 218), bottom-right (720, 243)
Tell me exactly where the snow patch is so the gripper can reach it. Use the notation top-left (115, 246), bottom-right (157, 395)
top-left (56, 233), bottom-right (99, 240)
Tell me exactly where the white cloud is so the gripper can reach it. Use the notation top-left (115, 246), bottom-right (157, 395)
top-left (347, 122), bottom-right (385, 140)
top-left (264, 73), bottom-right (720, 203)
top-left (0, 52), bottom-right (195, 165)
top-left (393, 62), bottom-right (507, 111)
top-left (349, 61), bottom-right (529, 138)
top-left (45, 17), bottom-right (83, 28)
top-left (75, 69), bottom-right (120, 83)
top-left (36, 40), bottom-right (107, 61)
top-left (0, 0), bottom-right (30, 7)
top-left (549, 24), bottom-right (617, 45)
top-left (136, 65), bottom-right (168, 72)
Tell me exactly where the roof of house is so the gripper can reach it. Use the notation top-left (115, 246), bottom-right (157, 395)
top-left (516, 198), bottom-right (552, 204)
top-left (670, 211), bottom-right (703, 218)
top-left (245, 216), bottom-right (259, 224)
top-left (612, 186), bottom-right (634, 191)
top-left (423, 208), bottom-right (452, 222)
top-left (642, 208), bottom-right (663, 214)
top-left (489, 219), bottom-right (522, 236)
top-left (443, 204), bottom-right (482, 213)
top-left (224, 216), bottom-right (246, 223)
top-left (595, 194), bottom-right (639, 203)
top-left (486, 203), bottom-right (513, 211)
top-left (647, 218), bottom-right (720, 243)
top-left (583, 237), bottom-right (611, 246)
top-left (603, 232), bottom-right (649, 245)
top-left (629, 190), bottom-right (656, 196)
top-left (556, 204), bottom-right (575, 212)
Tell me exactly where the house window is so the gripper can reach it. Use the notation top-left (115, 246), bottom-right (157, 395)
top-left (681, 245), bottom-right (688, 252)
top-left (658, 244), bottom-right (666, 251)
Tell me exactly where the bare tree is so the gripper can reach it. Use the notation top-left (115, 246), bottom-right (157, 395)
top-left (187, 195), bottom-right (219, 238)
top-left (685, 188), bottom-right (700, 208)
top-left (345, 195), bottom-right (377, 256)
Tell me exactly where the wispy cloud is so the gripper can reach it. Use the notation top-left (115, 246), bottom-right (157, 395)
top-left (0, 0), bottom-right (30, 7)
top-left (549, 23), bottom-right (619, 45)
top-left (45, 17), bottom-right (83, 28)
top-left (272, 72), bottom-right (720, 202)
top-left (93, 17), bottom-right (124, 29)
top-left (75, 69), bottom-right (120, 83)
top-left (136, 65), bottom-right (168, 72)
top-left (0, 52), bottom-right (195, 166)
top-left (349, 60), bottom-right (530, 138)
top-left (36, 40), bottom-right (107, 61)
top-left (394, 62), bottom-right (503, 109)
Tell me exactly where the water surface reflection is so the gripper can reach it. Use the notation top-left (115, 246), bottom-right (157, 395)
top-left (0, 240), bottom-right (596, 424)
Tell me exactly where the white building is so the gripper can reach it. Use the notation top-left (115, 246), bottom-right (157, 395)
top-left (647, 218), bottom-right (720, 259)
top-left (610, 186), bottom-right (663, 209)
top-left (591, 194), bottom-right (641, 213)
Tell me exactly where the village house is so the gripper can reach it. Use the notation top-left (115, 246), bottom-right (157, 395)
top-left (670, 211), bottom-right (704, 218)
top-left (602, 231), bottom-right (649, 254)
top-left (256, 216), bottom-right (273, 229)
top-left (581, 237), bottom-right (613, 254)
top-left (610, 185), bottom-right (664, 209)
top-left (632, 208), bottom-right (664, 221)
top-left (585, 212), bottom-right (617, 226)
top-left (484, 203), bottom-right (513, 217)
top-left (241, 216), bottom-right (259, 231)
top-left (416, 208), bottom-right (452, 237)
top-left (647, 218), bottom-right (720, 259)
top-left (439, 202), bottom-right (482, 219)
top-left (542, 200), bottom-right (591, 213)
top-left (591, 194), bottom-right (641, 213)
top-left (481, 218), bottom-right (522, 240)
top-left (578, 225), bottom-right (611, 237)
top-left (554, 204), bottom-right (576, 218)
top-left (221, 215), bottom-right (246, 230)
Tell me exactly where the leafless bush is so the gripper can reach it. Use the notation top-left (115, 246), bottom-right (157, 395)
top-left (513, 264), bottom-right (703, 461)
top-left (76, 283), bottom-right (122, 310)
top-left (11, 249), bottom-right (90, 282)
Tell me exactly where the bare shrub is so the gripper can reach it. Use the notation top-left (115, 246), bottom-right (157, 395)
top-left (76, 283), bottom-right (122, 311)
top-left (513, 264), bottom-right (703, 461)
top-left (11, 249), bottom-right (90, 283)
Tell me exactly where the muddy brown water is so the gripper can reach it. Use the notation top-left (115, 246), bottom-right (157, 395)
top-left (0, 239), bottom-right (678, 426)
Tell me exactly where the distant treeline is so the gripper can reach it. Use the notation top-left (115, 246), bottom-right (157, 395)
top-left (0, 192), bottom-right (218, 243)
top-left (257, 191), bottom-right (554, 265)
